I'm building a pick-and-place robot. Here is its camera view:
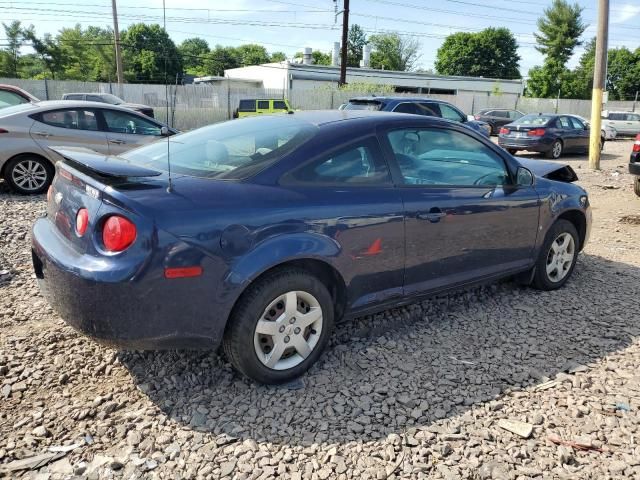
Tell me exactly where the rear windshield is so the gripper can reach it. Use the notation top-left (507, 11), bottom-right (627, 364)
top-left (121, 115), bottom-right (317, 180)
top-left (344, 100), bottom-right (383, 111)
top-left (514, 114), bottom-right (553, 126)
top-left (0, 102), bottom-right (38, 117)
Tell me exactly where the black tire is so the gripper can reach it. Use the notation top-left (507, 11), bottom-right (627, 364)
top-left (223, 267), bottom-right (334, 384)
top-left (507, 149), bottom-right (518, 155)
top-left (600, 137), bottom-right (605, 152)
top-left (634, 177), bottom-right (640, 197)
top-left (5, 155), bottom-right (53, 195)
top-left (532, 219), bottom-right (579, 291)
top-left (546, 139), bottom-right (563, 159)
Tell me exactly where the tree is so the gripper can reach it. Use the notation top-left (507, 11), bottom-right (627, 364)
top-left (270, 51), bottom-right (287, 62)
top-left (51, 25), bottom-right (116, 81)
top-left (294, 50), bottom-right (331, 65)
top-left (347, 24), bottom-right (367, 67)
top-left (368, 33), bottom-right (420, 71)
top-left (120, 23), bottom-right (182, 83)
top-left (179, 37), bottom-right (209, 75)
top-left (435, 28), bottom-right (520, 79)
top-left (2, 21), bottom-right (27, 77)
top-left (202, 45), bottom-right (240, 76)
top-left (235, 44), bottom-right (270, 66)
top-left (23, 30), bottom-right (65, 79)
top-left (526, 0), bottom-right (586, 98)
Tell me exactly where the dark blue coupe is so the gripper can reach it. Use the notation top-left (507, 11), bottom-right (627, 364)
top-left (32, 111), bottom-right (591, 384)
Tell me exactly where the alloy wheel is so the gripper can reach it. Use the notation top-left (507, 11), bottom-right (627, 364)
top-left (253, 290), bottom-right (323, 371)
top-left (11, 159), bottom-right (48, 191)
top-left (546, 232), bottom-right (575, 282)
top-left (552, 141), bottom-right (562, 159)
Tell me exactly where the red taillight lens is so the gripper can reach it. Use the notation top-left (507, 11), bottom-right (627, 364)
top-left (528, 128), bottom-right (546, 136)
top-left (633, 142), bottom-right (640, 153)
top-left (499, 127), bottom-right (509, 135)
top-left (76, 208), bottom-right (89, 236)
top-left (102, 215), bottom-right (136, 252)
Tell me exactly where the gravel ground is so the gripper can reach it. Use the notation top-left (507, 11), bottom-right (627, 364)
top-left (1, 140), bottom-right (639, 480)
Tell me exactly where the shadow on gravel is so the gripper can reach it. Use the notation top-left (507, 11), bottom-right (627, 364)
top-left (119, 253), bottom-right (640, 446)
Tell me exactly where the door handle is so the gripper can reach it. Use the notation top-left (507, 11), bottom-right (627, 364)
top-left (33, 131), bottom-right (51, 137)
top-left (417, 208), bottom-right (446, 223)
top-left (109, 139), bottom-right (125, 144)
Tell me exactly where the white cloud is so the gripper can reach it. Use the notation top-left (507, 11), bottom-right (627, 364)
top-left (612, 4), bottom-right (640, 24)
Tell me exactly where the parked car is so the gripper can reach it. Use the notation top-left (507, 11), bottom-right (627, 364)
top-left (233, 98), bottom-right (291, 118)
top-left (474, 108), bottom-right (524, 135)
top-left (0, 101), bottom-right (176, 194)
top-left (630, 133), bottom-right (640, 196)
top-left (0, 84), bottom-right (39, 109)
top-left (32, 111), bottom-right (591, 384)
top-left (344, 97), bottom-right (491, 137)
top-left (601, 111), bottom-right (640, 137)
top-left (61, 93), bottom-right (155, 118)
top-left (498, 113), bottom-right (604, 158)
top-left (574, 115), bottom-right (616, 148)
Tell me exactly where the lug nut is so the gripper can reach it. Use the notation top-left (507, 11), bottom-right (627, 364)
top-left (290, 317), bottom-right (296, 324)
top-left (284, 336), bottom-right (290, 343)
top-left (279, 326), bottom-right (285, 333)
top-left (294, 327), bottom-right (301, 334)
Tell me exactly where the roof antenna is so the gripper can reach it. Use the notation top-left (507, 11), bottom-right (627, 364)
top-left (163, 0), bottom-right (173, 193)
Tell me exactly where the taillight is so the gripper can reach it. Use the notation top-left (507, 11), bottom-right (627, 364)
top-left (634, 134), bottom-right (640, 153)
top-left (76, 208), bottom-right (89, 236)
top-left (0, 128), bottom-right (8, 134)
top-left (528, 128), bottom-right (546, 136)
top-left (102, 215), bottom-right (136, 252)
top-left (499, 127), bottom-right (509, 135)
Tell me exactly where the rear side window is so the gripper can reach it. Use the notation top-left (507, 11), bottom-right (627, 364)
top-left (257, 100), bottom-right (270, 110)
top-left (345, 101), bottom-right (382, 111)
top-left (39, 109), bottom-right (99, 131)
top-left (238, 100), bottom-right (255, 112)
top-left (0, 90), bottom-right (28, 106)
top-left (558, 116), bottom-right (571, 129)
top-left (393, 103), bottom-right (422, 115)
top-left (284, 139), bottom-right (390, 185)
top-left (87, 95), bottom-right (106, 103)
top-left (609, 113), bottom-right (625, 120)
top-left (273, 100), bottom-right (288, 110)
top-left (64, 94), bottom-right (84, 101)
top-left (627, 113), bottom-right (640, 122)
top-left (493, 111), bottom-right (508, 118)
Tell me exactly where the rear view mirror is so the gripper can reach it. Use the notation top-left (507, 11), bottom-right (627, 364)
top-left (516, 166), bottom-right (534, 186)
top-left (160, 126), bottom-right (170, 136)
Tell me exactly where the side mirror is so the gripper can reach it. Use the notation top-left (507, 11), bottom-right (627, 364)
top-left (516, 166), bottom-right (534, 186)
top-left (160, 126), bottom-right (170, 136)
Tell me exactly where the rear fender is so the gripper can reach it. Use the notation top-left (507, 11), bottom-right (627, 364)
top-left (536, 183), bottom-right (589, 251)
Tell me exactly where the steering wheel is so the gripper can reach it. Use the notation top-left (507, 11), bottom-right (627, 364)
top-left (473, 172), bottom-right (504, 186)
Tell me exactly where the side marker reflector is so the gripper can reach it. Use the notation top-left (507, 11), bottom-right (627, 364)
top-left (164, 266), bottom-right (203, 279)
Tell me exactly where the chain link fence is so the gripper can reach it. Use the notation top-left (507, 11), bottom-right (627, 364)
top-left (2, 77), bottom-right (637, 131)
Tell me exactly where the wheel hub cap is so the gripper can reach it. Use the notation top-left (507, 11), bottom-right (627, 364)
top-left (546, 232), bottom-right (575, 282)
top-left (253, 290), bottom-right (323, 370)
top-left (12, 160), bottom-right (47, 191)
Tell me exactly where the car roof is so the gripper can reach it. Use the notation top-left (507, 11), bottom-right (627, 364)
top-left (285, 109), bottom-right (454, 126)
top-left (31, 100), bottom-right (140, 111)
top-left (63, 92), bottom-right (107, 95)
top-left (348, 96), bottom-right (455, 104)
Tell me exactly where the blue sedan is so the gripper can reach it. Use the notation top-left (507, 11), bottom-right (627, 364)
top-left (32, 111), bottom-right (591, 384)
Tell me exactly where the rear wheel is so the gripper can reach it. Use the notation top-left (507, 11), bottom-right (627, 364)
top-left (5, 155), bottom-right (53, 195)
top-left (507, 149), bottom-right (518, 155)
top-left (546, 140), bottom-right (563, 159)
top-left (223, 268), bottom-right (334, 384)
top-left (634, 177), bottom-right (640, 197)
top-left (532, 219), bottom-right (579, 290)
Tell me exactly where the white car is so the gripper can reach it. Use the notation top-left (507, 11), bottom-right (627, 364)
top-left (601, 111), bottom-right (640, 136)
top-left (576, 115), bottom-right (617, 140)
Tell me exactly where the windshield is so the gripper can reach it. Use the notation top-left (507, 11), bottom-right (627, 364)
top-left (515, 114), bottom-right (553, 126)
top-left (100, 94), bottom-right (124, 105)
top-left (344, 101), bottom-right (383, 111)
top-left (0, 102), bottom-right (38, 117)
top-left (121, 115), bottom-right (317, 180)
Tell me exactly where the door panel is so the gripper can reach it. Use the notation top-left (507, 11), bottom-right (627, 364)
top-left (30, 109), bottom-right (109, 154)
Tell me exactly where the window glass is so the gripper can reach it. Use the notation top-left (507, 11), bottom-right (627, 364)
top-left (421, 102), bottom-right (442, 117)
top-left (508, 110), bottom-right (523, 120)
top-left (557, 116), bottom-right (571, 129)
top-left (64, 94), bottom-right (83, 101)
top-left (438, 104), bottom-right (465, 122)
top-left (286, 140), bottom-right (390, 185)
top-left (122, 115), bottom-right (317, 180)
top-left (516, 114), bottom-right (552, 126)
top-left (344, 100), bottom-right (382, 111)
top-left (273, 100), bottom-right (288, 110)
top-left (492, 111), bottom-right (507, 118)
top-left (609, 113), bottom-right (624, 120)
top-left (87, 95), bottom-right (106, 103)
top-left (40, 109), bottom-right (98, 131)
top-left (393, 103), bottom-right (421, 115)
top-left (627, 113), bottom-right (640, 122)
top-left (387, 128), bottom-right (509, 186)
top-left (102, 110), bottom-right (161, 136)
top-left (257, 100), bottom-right (270, 110)
top-left (569, 117), bottom-right (584, 129)
top-left (238, 100), bottom-right (255, 112)
top-left (0, 90), bottom-right (28, 106)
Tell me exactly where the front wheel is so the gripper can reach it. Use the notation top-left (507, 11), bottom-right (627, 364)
top-left (5, 156), bottom-right (53, 194)
top-left (223, 268), bottom-right (334, 384)
top-left (546, 140), bottom-right (563, 159)
top-left (634, 177), bottom-right (640, 197)
top-left (532, 219), bottom-right (579, 290)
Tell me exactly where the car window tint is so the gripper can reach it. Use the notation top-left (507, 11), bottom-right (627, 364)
top-left (421, 102), bottom-right (442, 117)
top-left (238, 99), bottom-right (255, 112)
top-left (102, 110), bottom-right (161, 136)
top-left (609, 113), bottom-right (624, 120)
top-left (393, 103), bottom-right (421, 115)
top-left (0, 90), bottom-right (28, 106)
top-left (273, 100), bottom-right (287, 110)
top-left (516, 114), bottom-right (552, 125)
top-left (438, 104), bottom-right (465, 122)
top-left (40, 109), bottom-right (98, 131)
top-left (569, 117), bottom-right (584, 129)
top-left (557, 117), bottom-right (571, 129)
top-left (64, 94), bottom-right (83, 101)
top-left (492, 111), bottom-right (507, 118)
top-left (257, 100), bottom-right (270, 110)
top-left (387, 128), bottom-right (509, 187)
top-left (87, 95), bottom-right (105, 103)
top-left (508, 110), bottom-right (522, 119)
top-left (627, 113), bottom-right (640, 122)
top-left (344, 101), bottom-right (382, 111)
top-left (286, 140), bottom-right (390, 185)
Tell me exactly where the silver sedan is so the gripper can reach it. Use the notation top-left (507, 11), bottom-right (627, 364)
top-left (0, 100), bottom-right (175, 194)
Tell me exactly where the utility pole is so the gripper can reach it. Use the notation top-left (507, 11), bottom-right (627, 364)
top-left (589, 0), bottom-right (609, 170)
top-left (111, 0), bottom-right (124, 85)
top-left (339, 0), bottom-right (349, 86)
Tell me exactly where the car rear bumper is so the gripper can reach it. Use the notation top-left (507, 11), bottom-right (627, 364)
top-left (498, 136), bottom-right (551, 152)
top-left (629, 156), bottom-right (640, 175)
top-left (32, 217), bottom-right (225, 350)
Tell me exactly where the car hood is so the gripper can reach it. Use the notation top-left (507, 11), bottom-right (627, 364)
top-left (516, 157), bottom-right (578, 183)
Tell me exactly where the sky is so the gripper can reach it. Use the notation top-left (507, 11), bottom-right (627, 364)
top-left (1, 0), bottom-right (639, 78)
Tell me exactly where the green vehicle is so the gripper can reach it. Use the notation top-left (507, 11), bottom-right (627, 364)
top-left (233, 98), bottom-right (291, 118)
